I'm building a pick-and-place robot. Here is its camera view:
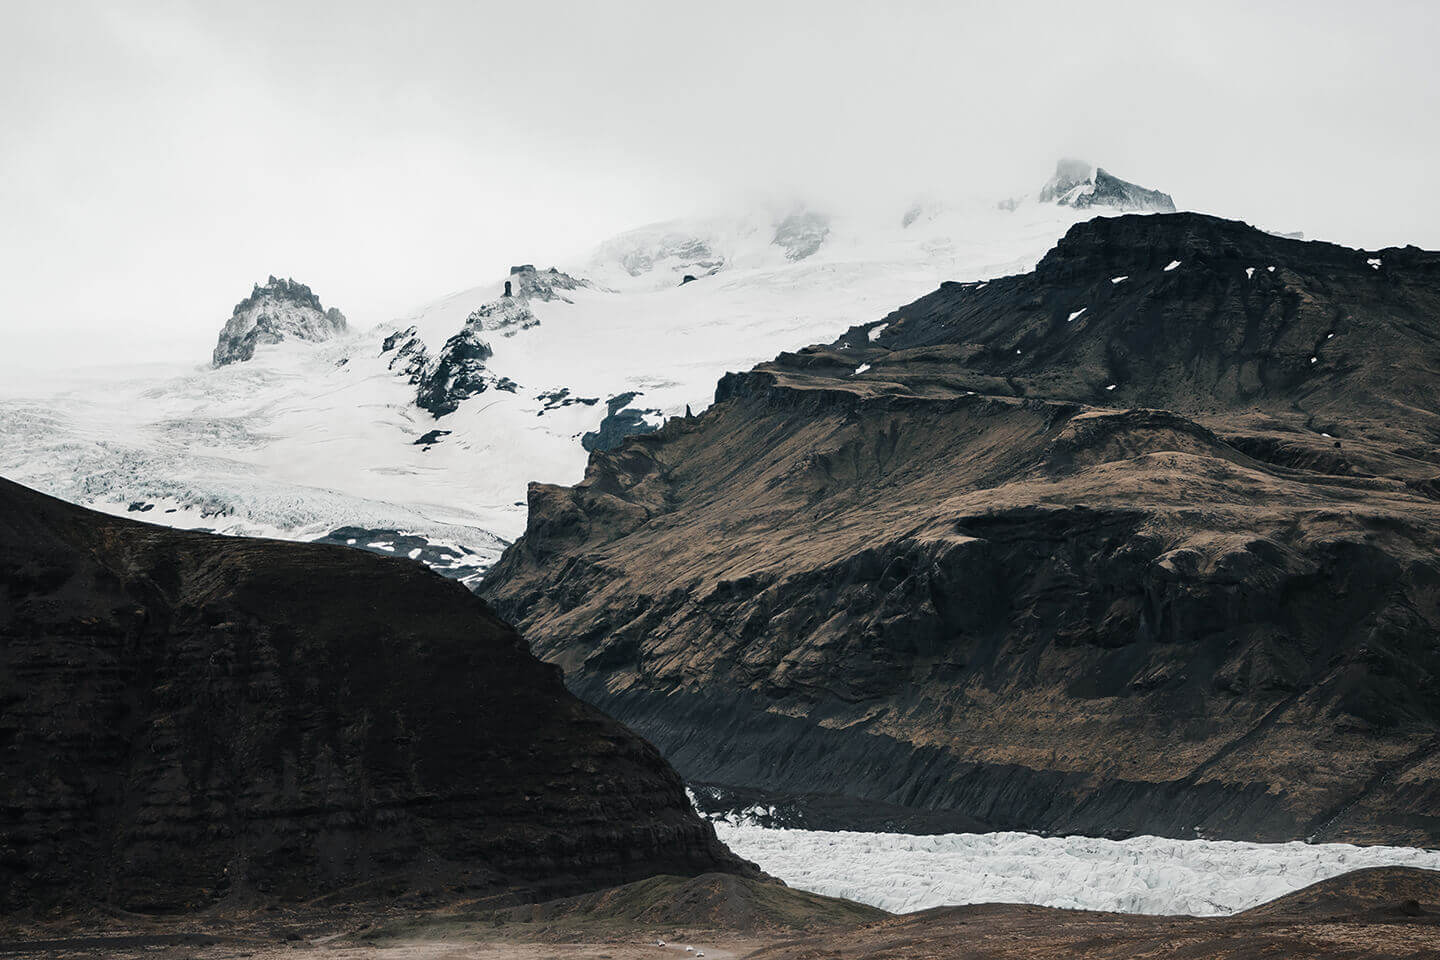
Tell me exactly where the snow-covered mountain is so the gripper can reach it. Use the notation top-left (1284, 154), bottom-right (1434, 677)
top-left (0, 165), bottom-right (1179, 582)
top-left (212, 276), bottom-right (348, 366)
top-left (1036, 157), bottom-right (1176, 212)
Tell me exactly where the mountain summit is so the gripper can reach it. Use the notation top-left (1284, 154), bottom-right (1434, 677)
top-left (1039, 158), bottom-right (1176, 212)
top-left (212, 276), bottom-right (348, 366)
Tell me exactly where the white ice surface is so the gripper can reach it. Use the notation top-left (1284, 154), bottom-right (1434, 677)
top-left (714, 824), bottom-right (1440, 917)
top-left (0, 199), bottom-right (1136, 571)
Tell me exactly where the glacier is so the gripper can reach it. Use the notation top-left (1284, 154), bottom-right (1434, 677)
top-left (0, 193), bottom-right (1115, 572)
top-left (713, 823), bottom-right (1440, 916)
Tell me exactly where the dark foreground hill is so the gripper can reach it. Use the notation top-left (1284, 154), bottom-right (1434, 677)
top-left (8, 866), bottom-right (1436, 958)
top-left (0, 476), bottom-right (755, 915)
top-left (484, 212), bottom-right (1440, 845)
top-left (745, 866), bottom-right (1440, 960)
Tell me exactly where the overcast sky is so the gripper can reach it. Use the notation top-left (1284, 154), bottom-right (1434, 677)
top-left (3, 1), bottom-right (1438, 372)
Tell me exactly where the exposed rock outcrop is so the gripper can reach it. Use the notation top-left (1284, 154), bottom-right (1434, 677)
top-left (484, 213), bottom-right (1440, 847)
top-left (1038, 159), bottom-right (1176, 212)
top-left (413, 328), bottom-right (505, 417)
top-left (0, 476), bottom-right (755, 915)
top-left (392, 267), bottom-right (589, 418)
top-left (380, 324), bottom-right (429, 382)
top-left (212, 276), bottom-right (347, 366)
top-left (581, 392), bottom-right (663, 453)
top-left (507, 264), bottom-right (587, 303)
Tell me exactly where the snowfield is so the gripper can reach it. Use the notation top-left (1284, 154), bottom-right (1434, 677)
top-left (713, 823), bottom-right (1440, 916)
top-left (0, 198), bottom-right (1104, 571)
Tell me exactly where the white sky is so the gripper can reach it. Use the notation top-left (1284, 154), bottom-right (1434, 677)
top-left (2, 0), bottom-right (1437, 373)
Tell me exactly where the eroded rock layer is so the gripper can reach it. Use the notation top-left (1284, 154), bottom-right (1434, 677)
top-left (0, 478), bottom-right (753, 914)
top-left (484, 213), bottom-right (1440, 846)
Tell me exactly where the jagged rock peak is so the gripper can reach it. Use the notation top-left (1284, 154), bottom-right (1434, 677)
top-left (1038, 158), bottom-right (1175, 213)
top-left (414, 329), bottom-right (515, 418)
top-left (502, 264), bottom-right (588, 303)
top-left (212, 275), bottom-right (347, 366)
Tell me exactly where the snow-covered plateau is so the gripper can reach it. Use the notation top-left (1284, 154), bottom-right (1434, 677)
top-left (0, 187), bottom-right (1132, 575)
top-left (713, 823), bottom-right (1440, 916)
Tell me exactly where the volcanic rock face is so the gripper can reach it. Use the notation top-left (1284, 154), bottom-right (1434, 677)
top-left (581, 392), bottom-right (664, 453)
top-left (1038, 158), bottom-right (1176, 212)
top-left (0, 477), bottom-right (753, 914)
top-left (212, 276), bottom-right (347, 366)
top-left (413, 328), bottom-right (509, 417)
top-left (484, 213), bottom-right (1440, 846)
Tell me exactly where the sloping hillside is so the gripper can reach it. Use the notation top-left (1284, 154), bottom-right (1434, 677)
top-left (0, 477), bottom-right (755, 914)
top-left (484, 213), bottom-right (1440, 845)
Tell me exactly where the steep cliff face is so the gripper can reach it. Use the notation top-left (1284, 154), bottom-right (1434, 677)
top-left (212, 276), bottom-right (348, 366)
top-left (0, 477), bottom-right (754, 915)
top-left (483, 213), bottom-right (1440, 846)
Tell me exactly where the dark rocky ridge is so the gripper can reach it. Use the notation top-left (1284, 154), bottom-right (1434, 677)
top-left (483, 213), bottom-right (1440, 846)
top-left (0, 477), bottom-right (754, 915)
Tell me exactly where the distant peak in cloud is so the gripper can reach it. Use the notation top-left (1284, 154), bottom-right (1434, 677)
top-left (1038, 159), bottom-right (1176, 213)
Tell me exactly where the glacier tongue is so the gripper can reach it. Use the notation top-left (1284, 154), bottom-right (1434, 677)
top-left (714, 823), bottom-right (1440, 917)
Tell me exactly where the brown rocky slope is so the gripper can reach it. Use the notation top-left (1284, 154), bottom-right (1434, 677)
top-left (0, 476), bottom-right (756, 915)
top-left (483, 212), bottom-right (1440, 845)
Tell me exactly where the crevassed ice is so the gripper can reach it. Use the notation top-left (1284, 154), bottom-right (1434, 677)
top-left (713, 824), bottom-right (1440, 917)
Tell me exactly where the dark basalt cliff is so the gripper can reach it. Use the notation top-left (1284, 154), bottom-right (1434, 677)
top-left (0, 478), bottom-right (753, 915)
top-left (483, 213), bottom-right (1440, 846)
